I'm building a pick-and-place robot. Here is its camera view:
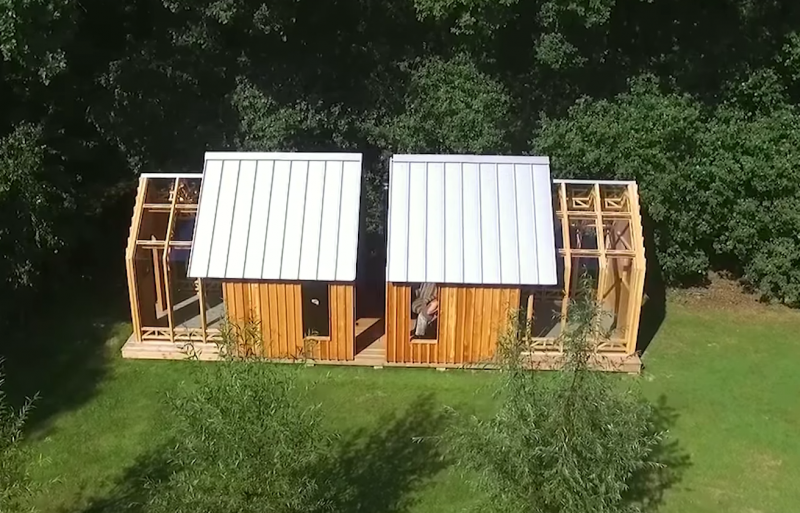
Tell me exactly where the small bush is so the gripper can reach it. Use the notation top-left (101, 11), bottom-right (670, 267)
top-left (448, 280), bottom-right (664, 513)
top-left (143, 360), bottom-right (329, 513)
top-left (0, 362), bottom-right (36, 513)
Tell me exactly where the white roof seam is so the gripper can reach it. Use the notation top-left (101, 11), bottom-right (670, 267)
top-left (205, 163), bottom-right (223, 277)
top-left (314, 164), bottom-right (329, 281)
top-left (258, 165), bottom-right (276, 280)
top-left (241, 162), bottom-right (258, 280)
top-left (297, 161), bottom-right (312, 281)
top-left (331, 166), bottom-right (344, 280)
top-left (221, 161), bottom-right (242, 279)
top-left (494, 164), bottom-right (502, 283)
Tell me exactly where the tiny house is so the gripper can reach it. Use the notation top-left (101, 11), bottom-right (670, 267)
top-left (383, 155), bottom-right (645, 371)
top-left (123, 151), bottom-right (646, 371)
top-left (123, 151), bottom-right (382, 361)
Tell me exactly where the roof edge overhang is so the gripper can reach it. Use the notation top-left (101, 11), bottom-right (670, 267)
top-left (391, 154), bottom-right (550, 165)
top-left (204, 151), bottom-right (363, 162)
top-left (140, 172), bottom-right (203, 178)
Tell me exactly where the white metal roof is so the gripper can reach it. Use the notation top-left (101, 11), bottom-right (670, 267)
top-left (386, 154), bottom-right (558, 285)
top-left (188, 152), bottom-right (363, 281)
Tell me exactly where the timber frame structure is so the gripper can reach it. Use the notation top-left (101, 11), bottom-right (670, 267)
top-left (383, 180), bottom-right (645, 370)
top-left (122, 167), bottom-right (646, 371)
top-left (535, 179), bottom-right (646, 355)
top-left (124, 173), bottom-right (224, 354)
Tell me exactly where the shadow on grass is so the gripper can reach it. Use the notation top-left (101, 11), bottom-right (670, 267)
top-left (314, 394), bottom-right (447, 513)
top-left (637, 208), bottom-right (667, 356)
top-left (627, 395), bottom-right (692, 511)
top-left (76, 394), bottom-right (447, 513)
top-left (0, 265), bottom-right (131, 439)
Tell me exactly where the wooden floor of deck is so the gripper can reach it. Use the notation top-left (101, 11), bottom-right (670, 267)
top-left (120, 329), bottom-right (641, 373)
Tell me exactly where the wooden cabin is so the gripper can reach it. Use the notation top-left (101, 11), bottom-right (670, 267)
top-left (123, 152), bottom-right (645, 371)
top-left (122, 152), bottom-right (383, 361)
top-left (384, 155), bottom-right (645, 371)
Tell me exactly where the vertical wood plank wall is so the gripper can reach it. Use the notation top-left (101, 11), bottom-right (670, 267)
top-left (386, 283), bottom-right (520, 365)
top-left (325, 284), bottom-right (355, 361)
top-left (223, 281), bottom-right (354, 361)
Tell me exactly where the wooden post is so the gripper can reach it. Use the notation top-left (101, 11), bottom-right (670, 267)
top-left (526, 293), bottom-right (534, 322)
top-left (125, 177), bottom-right (148, 342)
top-left (558, 183), bottom-right (572, 351)
top-left (161, 178), bottom-right (181, 344)
top-left (593, 184), bottom-right (608, 306)
top-left (197, 278), bottom-right (208, 343)
top-left (151, 235), bottom-right (164, 312)
top-left (626, 183), bottom-right (647, 355)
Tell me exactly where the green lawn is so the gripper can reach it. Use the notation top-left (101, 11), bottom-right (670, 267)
top-left (9, 288), bottom-right (800, 513)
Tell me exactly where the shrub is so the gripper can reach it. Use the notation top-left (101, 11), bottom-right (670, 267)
top-left (143, 360), bottom-right (329, 513)
top-left (448, 280), bottom-right (663, 513)
top-left (0, 362), bottom-right (36, 513)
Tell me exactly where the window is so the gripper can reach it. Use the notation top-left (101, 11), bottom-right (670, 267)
top-left (519, 288), bottom-right (562, 339)
top-left (302, 283), bottom-right (330, 338)
top-left (410, 283), bottom-right (439, 341)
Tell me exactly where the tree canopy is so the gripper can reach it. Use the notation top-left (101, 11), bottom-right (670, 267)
top-left (3, 0), bottom-right (800, 311)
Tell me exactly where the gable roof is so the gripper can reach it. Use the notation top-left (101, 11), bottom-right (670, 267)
top-left (386, 154), bottom-right (557, 285)
top-left (188, 152), bottom-right (363, 281)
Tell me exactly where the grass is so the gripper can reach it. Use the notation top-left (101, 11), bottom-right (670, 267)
top-left (5, 280), bottom-right (800, 512)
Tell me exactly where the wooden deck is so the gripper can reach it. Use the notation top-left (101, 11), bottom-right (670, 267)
top-left (120, 328), bottom-right (642, 373)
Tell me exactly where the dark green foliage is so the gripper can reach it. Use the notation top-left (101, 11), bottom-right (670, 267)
top-left (143, 361), bottom-right (328, 513)
top-left (0, 124), bottom-right (68, 288)
top-left (448, 282), bottom-right (663, 513)
top-left (537, 77), bottom-right (800, 304)
top-left (0, 362), bottom-right (36, 512)
top-left (4, 0), bottom-right (800, 313)
top-left (381, 55), bottom-right (512, 153)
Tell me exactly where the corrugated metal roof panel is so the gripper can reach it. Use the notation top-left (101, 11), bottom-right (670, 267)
top-left (386, 154), bottom-right (557, 285)
top-left (188, 152), bottom-right (363, 281)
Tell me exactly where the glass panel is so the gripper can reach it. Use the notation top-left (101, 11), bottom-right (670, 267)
top-left (302, 283), bottom-right (330, 338)
top-left (601, 256), bottom-right (635, 338)
top-left (604, 219), bottom-right (632, 251)
top-left (173, 212), bottom-right (197, 242)
top-left (570, 257), bottom-right (600, 294)
top-left (203, 280), bottom-right (225, 329)
top-left (137, 210), bottom-right (170, 241)
top-left (133, 247), bottom-right (168, 327)
top-left (569, 220), bottom-right (598, 250)
top-left (175, 177), bottom-right (201, 204)
top-left (144, 178), bottom-right (177, 204)
top-left (599, 184), bottom-right (629, 212)
top-left (566, 185), bottom-right (594, 211)
top-left (170, 256), bottom-right (201, 328)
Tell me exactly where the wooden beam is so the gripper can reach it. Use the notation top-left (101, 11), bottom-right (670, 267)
top-left (558, 183), bottom-right (572, 350)
top-left (626, 183), bottom-right (647, 355)
top-left (559, 249), bottom-right (636, 257)
top-left (151, 236), bottom-right (164, 311)
top-left (628, 183), bottom-right (646, 270)
top-left (593, 184), bottom-right (608, 305)
top-left (136, 240), bottom-right (193, 248)
top-left (126, 177), bottom-right (148, 342)
top-left (197, 278), bottom-right (208, 343)
top-left (161, 178), bottom-right (181, 344)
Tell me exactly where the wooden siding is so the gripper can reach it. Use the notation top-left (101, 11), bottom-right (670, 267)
top-left (223, 281), bottom-right (354, 361)
top-left (386, 283), bottom-right (519, 365)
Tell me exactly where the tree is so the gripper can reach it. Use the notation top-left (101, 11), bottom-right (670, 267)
top-left (536, 75), bottom-right (800, 304)
top-left (448, 279), bottom-right (663, 513)
top-left (377, 54), bottom-right (512, 153)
